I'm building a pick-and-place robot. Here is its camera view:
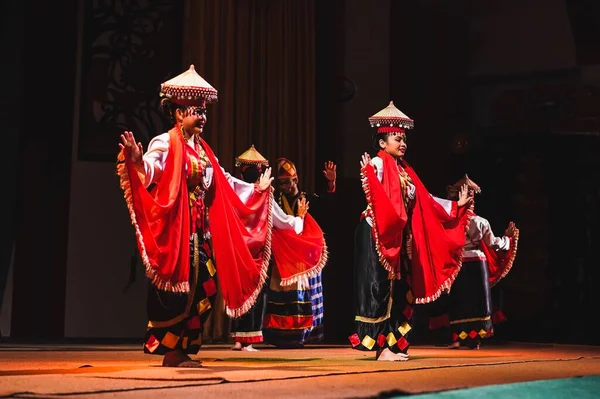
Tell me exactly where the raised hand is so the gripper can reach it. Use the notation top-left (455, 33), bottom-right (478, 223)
top-left (504, 221), bottom-right (516, 237)
top-left (457, 183), bottom-right (474, 207)
top-left (360, 152), bottom-right (372, 169)
top-left (297, 197), bottom-right (309, 218)
top-left (257, 167), bottom-right (274, 192)
top-left (322, 161), bottom-right (337, 182)
top-left (119, 131), bottom-right (143, 166)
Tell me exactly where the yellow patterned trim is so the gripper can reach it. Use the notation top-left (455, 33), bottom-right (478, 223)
top-left (148, 313), bottom-right (186, 329)
top-left (281, 194), bottom-right (295, 216)
top-left (230, 331), bottom-right (263, 337)
top-left (355, 278), bottom-right (394, 323)
top-left (206, 259), bottom-right (216, 276)
top-left (386, 332), bottom-right (397, 347)
top-left (398, 321), bottom-right (412, 336)
top-left (361, 335), bottom-right (376, 350)
top-left (450, 315), bottom-right (491, 325)
top-left (161, 332), bottom-right (180, 349)
top-left (189, 155), bottom-right (200, 181)
top-left (198, 297), bottom-right (212, 315)
top-left (193, 233), bottom-right (200, 271)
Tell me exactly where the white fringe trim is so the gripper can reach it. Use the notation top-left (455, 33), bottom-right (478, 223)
top-left (414, 203), bottom-right (475, 304)
top-left (225, 189), bottom-right (274, 318)
top-left (116, 152), bottom-right (190, 293)
top-left (490, 228), bottom-right (520, 287)
top-left (361, 165), bottom-right (400, 279)
top-left (279, 238), bottom-right (328, 286)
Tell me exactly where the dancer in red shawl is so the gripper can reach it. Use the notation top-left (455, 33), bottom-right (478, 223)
top-left (229, 145), bottom-right (312, 351)
top-left (117, 66), bottom-right (279, 367)
top-left (262, 158), bottom-right (334, 347)
top-left (444, 175), bottom-right (519, 349)
top-left (349, 101), bottom-right (473, 361)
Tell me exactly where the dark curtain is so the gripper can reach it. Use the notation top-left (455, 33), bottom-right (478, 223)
top-left (183, 0), bottom-right (317, 342)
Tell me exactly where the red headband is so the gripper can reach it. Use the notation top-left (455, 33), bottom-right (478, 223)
top-left (377, 126), bottom-right (405, 134)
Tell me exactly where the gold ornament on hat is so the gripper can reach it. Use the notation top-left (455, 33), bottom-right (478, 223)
top-left (235, 145), bottom-right (269, 167)
top-left (368, 101), bottom-right (414, 129)
top-left (160, 64), bottom-right (218, 105)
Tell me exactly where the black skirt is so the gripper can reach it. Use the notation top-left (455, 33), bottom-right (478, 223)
top-left (230, 269), bottom-right (269, 344)
top-left (448, 259), bottom-right (494, 346)
top-left (350, 219), bottom-right (414, 354)
top-left (143, 233), bottom-right (218, 355)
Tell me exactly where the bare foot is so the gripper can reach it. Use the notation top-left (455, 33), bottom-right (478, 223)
top-left (394, 352), bottom-right (409, 361)
top-left (162, 350), bottom-right (202, 368)
top-left (231, 342), bottom-right (243, 351)
top-left (376, 347), bottom-right (404, 361)
top-left (232, 342), bottom-right (259, 352)
top-left (448, 341), bottom-right (460, 349)
top-left (175, 360), bottom-right (203, 368)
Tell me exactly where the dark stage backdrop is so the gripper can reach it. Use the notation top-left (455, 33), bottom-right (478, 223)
top-left (76, 0), bottom-right (183, 162)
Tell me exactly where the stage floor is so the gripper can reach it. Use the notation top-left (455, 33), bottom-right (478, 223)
top-left (1, 342), bottom-right (599, 398)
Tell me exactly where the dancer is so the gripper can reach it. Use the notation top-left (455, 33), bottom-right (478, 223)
top-left (229, 145), bottom-right (310, 351)
top-left (259, 158), bottom-right (335, 347)
top-left (350, 101), bottom-right (473, 361)
top-left (117, 65), bottom-right (298, 366)
top-left (445, 175), bottom-right (519, 349)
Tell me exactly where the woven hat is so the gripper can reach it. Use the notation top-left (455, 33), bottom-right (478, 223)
top-left (276, 157), bottom-right (297, 180)
top-left (160, 64), bottom-right (218, 105)
top-left (235, 145), bottom-right (269, 167)
top-left (368, 101), bottom-right (414, 133)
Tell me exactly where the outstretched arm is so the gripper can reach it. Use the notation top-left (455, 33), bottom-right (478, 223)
top-left (119, 131), bottom-right (169, 188)
top-left (431, 184), bottom-right (473, 221)
top-left (322, 160), bottom-right (337, 193)
top-left (206, 165), bottom-right (273, 204)
top-left (480, 218), bottom-right (511, 251)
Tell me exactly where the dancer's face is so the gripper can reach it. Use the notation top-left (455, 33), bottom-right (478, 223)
top-left (279, 176), bottom-right (299, 196)
top-left (240, 165), bottom-right (261, 184)
top-left (176, 101), bottom-right (207, 137)
top-left (379, 132), bottom-right (407, 159)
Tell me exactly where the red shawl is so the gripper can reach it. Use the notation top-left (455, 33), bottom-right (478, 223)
top-left (361, 150), bottom-right (473, 303)
top-left (271, 213), bottom-right (327, 286)
top-left (117, 128), bottom-right (272, 318)
top-left (480, 225), bottom-right (519, 287)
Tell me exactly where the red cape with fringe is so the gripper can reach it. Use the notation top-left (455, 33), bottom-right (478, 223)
top-left (362, 150), bottom-right (472, 303)
top-left (117, 128), bottom-right (272, 317)
top-left (480, 225), bottom-right (519, 287)
top-left (271, 213), bottom-right (327, 286)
